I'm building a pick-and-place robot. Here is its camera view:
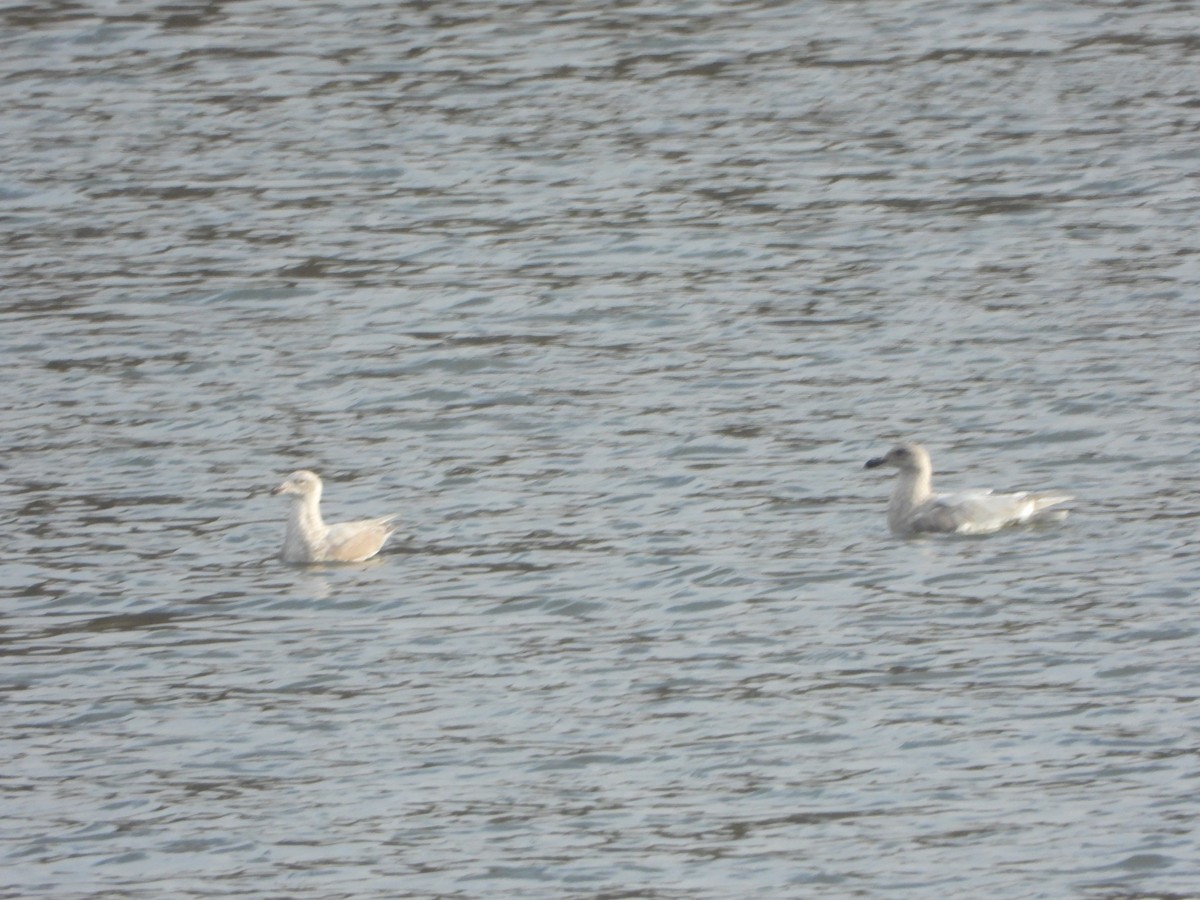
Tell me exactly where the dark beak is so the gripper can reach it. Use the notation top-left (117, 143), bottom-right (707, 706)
top-left (864, 457), bottom-right (885, 469)
top-left (271, 484), bottom-right (284, 495)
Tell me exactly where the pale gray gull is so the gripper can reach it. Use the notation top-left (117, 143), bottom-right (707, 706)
top-left (865, 442), bottom-right (1071, 535)
top-left (272, 470), bottom-right (397, 563)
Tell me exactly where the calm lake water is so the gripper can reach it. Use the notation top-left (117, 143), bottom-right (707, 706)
top-left (3, 1), bottom-right (1199, 896)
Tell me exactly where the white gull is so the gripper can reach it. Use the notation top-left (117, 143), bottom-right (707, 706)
top-left (272, 470), bottom-right (397, 563)
top-left (865, 442), bottom-right (1071, 535)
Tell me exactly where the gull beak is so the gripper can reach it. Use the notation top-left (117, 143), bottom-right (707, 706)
top-left (271, 483), bottom-right (286, 495)
top-left (864, 457), bottom-right (886, 469)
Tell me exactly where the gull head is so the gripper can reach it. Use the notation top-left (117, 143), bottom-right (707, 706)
top-left (272, 469), bottom-right (323, 499)
top-left (864, 442), bottom-right (931, 474)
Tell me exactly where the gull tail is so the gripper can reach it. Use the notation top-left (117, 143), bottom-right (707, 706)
top-left (1024, 492), bottom-right (1073, 524)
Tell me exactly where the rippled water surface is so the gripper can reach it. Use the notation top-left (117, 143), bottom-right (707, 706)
top-left (3, 1), bottom-right (1199, 896)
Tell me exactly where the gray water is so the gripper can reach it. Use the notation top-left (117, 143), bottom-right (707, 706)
top-left (3, 1), bottom-right (1199, 896)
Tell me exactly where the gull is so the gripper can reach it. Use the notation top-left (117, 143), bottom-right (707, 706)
top-left (864, 442), bottom-right (1071, 535)
top-left (272, 470), bottom-right (397, 563)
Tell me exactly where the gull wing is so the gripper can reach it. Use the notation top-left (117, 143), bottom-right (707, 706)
top-left (910, 490), bottom-right (1070, 535)
top-left (324, 516), bottom-right (398, 562)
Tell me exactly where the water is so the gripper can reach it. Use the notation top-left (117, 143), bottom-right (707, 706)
top-left (3, 1), bottom-right (1199, 896)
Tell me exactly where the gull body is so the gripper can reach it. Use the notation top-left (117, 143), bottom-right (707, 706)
top-left (272, 470), bottom-right (397, 563)
top-left (864, 442), bottom-right (1071, 536)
